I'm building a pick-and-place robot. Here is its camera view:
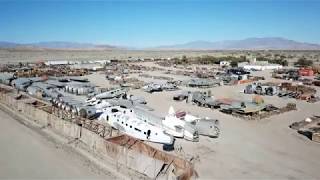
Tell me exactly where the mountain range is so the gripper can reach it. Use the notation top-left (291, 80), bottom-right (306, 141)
top-left (1, 37), bottom-right (320, 50)
top-left (0, 41), bottom-right (117, 49)
top-left (155, 37), bottom-right (320, 50)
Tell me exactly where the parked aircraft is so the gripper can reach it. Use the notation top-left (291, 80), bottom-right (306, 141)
top-left (98, 106), bottom-right (174, 144)
top-left (163, 106), bottom-right (219, 139)
top-left (87, 88), bottom-right (128, 102)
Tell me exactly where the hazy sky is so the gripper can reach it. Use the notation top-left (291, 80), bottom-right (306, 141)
top-left (0, 1), bottom-right (319, 47)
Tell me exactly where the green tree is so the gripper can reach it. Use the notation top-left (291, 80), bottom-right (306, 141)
top-left (181, 55), bottom-right (188, 64)
top-left (294, 58), bottom-right (313, 67)
top-left (230, 61), bottom-right (238, 67)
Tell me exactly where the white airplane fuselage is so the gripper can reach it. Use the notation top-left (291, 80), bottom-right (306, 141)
top-left (163, 114), bottom-right (199, 141)
top-left (98, 106), bottom-right (173, 145)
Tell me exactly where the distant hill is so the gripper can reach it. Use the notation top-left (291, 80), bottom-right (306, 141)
top-left (0, 41), bottom-right (118, 50)
top-left (0, 41), bottom-right (20, 48)
top-left (155, 37), bottom-right (320, 50)
top-left (1, 37), bottom-right (320, 50)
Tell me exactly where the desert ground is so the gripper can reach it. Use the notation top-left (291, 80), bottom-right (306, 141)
top-left (0, 48), bottom-right (223, 63)
top-left (1, 48), bottom-right (319, 63)
top-left (0, 108), bottom-right (115, 179)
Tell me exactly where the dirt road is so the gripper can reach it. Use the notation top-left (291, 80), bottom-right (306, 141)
top-left (0, 109), bottom-right (113, 179)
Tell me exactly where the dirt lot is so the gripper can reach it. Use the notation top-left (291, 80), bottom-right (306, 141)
top-left (0, 108), bottom-right (115, 179)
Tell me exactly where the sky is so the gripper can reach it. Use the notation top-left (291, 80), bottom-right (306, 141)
top-left (0, 0), bottom-right (320, 47)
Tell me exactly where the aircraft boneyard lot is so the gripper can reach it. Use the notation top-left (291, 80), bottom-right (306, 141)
top-left (1, 58), bottom-right (320, 179)
top-left (86, 62), bottom-right (320, 179)
top-left (119, 64), bottom-right (320, 179)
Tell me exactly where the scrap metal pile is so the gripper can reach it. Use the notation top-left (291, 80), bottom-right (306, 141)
top-left (107, 76), bottom-right (145, 89)
top-left (244, 82), bottom-right (319, 102)
top-left (0, 63), bottom-right (90, 77)
top-left (272, 68), bottom-right (300, 80)
top-left (244, 82), bottom-right (280, 96)
top-left (0, 71), bottom-right (220, 147)
top-left (186, 78), bottom-right (222, 88)
top-left (214, 97), bottom-right (297, 120)
top-left (105, 63), bottom-right (164, 76)
top-left (174, 91), bottom-right (297, 120)
top-left (278, 82), bottom-right (318, 102)
top-left (273, 68), bottom-right (320, 86)
top-left (289, 116), bottom-right (320, 143)
top-left (142, 82), bottom-right (180, 93)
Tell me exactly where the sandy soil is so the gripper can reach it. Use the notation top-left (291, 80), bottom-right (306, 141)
top-left (0, 49), bottom-right (226, 63)
top-left (1, 48), bottom-right (318, 63)
top-left (0, 109), bottom-right (114, 179)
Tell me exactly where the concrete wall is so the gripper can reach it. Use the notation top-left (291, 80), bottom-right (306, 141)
top-left (0, 92), bottom-right (179, 179)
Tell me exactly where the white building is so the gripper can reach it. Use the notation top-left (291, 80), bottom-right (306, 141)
top-left (238, 61), bottom-right (283, 71)
top-left (45, 60), bottom-right (70, 66)
top-left (220, 61), bottom-right (230, 67)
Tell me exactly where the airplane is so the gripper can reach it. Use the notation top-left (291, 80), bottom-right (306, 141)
top-left (86, 88), bottom-right (128, 102)
top-left (142, 82), bottom-right (178, 93)
top-left (142, 83), bottom-right (162, 93)
top-left (176, 110), bottom-right (220, 138)
top-left (86, 99), bottom-right (112, 109)
top-left (161, 106), bottom-right (199, 141)
top-left (97, 106), bottom-right (174, 145)
top-left (132, 107), bottom-right (199, 141)
top-left (163, 106), bottom-right (220, 139)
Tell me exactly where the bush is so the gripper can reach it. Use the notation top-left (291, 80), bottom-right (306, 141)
top-left (294, 58), bottom-right (313, 67)
top-left (256, 56), bottom-right (288, 66)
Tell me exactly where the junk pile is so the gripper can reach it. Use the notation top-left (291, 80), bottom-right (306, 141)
top-left (217, 97), bottom-right (297, 120)
top-left (216, 69), bottom-right (264, 85)
top-left (272, 69), bottom-right (300, 80)
top-left (244, 82), bottom-right (280, 96)
top-left (185, 78), bottom-right (222, 88)
top-left (278, 82), bottom-right (318, 102)
top-left (289, 116), bottom-right (320, 143)
top-left (244, 82), bottom-right (319, 102)
top-left (105, 63), bottom-right (164, 77)
top-left (107, 76), bottom-right (145, 89)
top-left (273, 68), bottom-right (320, 86)
top-left (0, 63), bottom-right (90, 77)
top-left (142, 82), bottom-right (179, 93)
top-left (0, 71), bottom-right (220, 147)
top-left (174, 91), bottom-right (297, 120)
top-left (173, 91), bottom-right (219, 108)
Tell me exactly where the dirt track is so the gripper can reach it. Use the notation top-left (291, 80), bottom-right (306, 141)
top-left (0, 109), bottom-right (113, 179)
